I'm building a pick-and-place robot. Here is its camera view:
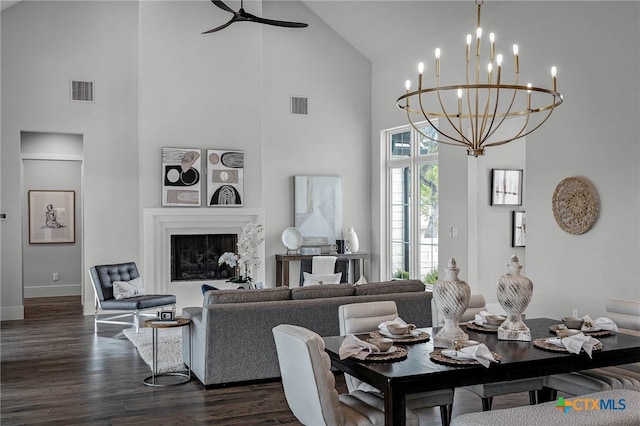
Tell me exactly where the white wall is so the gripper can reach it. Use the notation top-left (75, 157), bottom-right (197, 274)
top-left (523, 1), bottom-right (640, 318)
top-left (468, 121), bottom-right (526, 303)
top-left (2, 1), bottom-right (139, 319)
top-left (371, 1), bottom-right (640, 319)
top-left (2, 1), bottom-right (371, 317)
top-left (262, 1), bottom-right (371, 285)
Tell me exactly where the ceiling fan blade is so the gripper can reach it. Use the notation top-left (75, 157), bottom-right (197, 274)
top-left (202, 16), bottom-right (237, 34)
top-left (244, 12), bottom-right (308, 28)
top-left (211, 0), bottom-right (235, 15)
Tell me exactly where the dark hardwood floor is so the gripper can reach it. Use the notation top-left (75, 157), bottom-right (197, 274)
top-left (1, 297), bottom-right (543, 425)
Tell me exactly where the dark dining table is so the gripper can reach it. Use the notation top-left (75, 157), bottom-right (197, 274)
top-left (323, 318), bottom-right (640, 426)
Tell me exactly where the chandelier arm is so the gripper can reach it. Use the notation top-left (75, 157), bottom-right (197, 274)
top-left (404, 109), bottom-right (464, 148)
top-left (465, 58), bottom-right (477, 152)
top-left (435, 86), bottom-right (473, 148)
top-left (480, 83), bottom-right (519, 145)
top-left (478, 87), bottom-right (495, 148)
top-left (415, 83), bottom-right (471, 146)
top-left (483, 101), bottom-right (557, 147)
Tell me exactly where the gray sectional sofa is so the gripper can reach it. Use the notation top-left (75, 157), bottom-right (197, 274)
top-left (181, 280), bottom-right (433, 387)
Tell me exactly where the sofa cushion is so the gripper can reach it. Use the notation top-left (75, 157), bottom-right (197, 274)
top-left (291, 283), bottom-right (355, 300)
top-left (204, 287), bottom-right (290, 306)
top-left (354, 280), bottom-right (425, 296)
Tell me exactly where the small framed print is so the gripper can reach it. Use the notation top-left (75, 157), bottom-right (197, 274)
top-left (159, 310), bottom-right (175, 321)
top-left (512, 211), bottom-right (526, 247)
top-left (28, 190), bottom-right (75, 244)
top-left (491, 169), bottom-right (523, 206)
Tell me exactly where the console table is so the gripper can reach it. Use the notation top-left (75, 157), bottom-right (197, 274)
top-left (275, 253), bottom-right (369, 287)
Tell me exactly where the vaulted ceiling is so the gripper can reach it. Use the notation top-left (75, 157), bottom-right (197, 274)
top-left (301, 0), bottom-right (506, 61)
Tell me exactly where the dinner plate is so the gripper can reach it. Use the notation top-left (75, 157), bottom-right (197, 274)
top-left (368, 346), bottom-right (397, 356)
top-left (281, 227), bottom-right (303, 250)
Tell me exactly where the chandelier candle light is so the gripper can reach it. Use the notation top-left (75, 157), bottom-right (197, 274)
top-left (397, 0), bottom-right (563, 156)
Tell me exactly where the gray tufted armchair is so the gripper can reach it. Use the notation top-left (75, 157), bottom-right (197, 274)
top-left (89, 262), bottom-right (176, 333)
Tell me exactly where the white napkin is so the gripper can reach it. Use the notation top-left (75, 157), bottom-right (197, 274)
top-left (546, 333), bottom-right (601, 358)
top-left (378, 317), bottom-right (420, 337)
top-left (473, 311), bottom-right (499, 326)
top-left (441, 343), bottom-right (498, 368)
top-left (581, 315), bottom-right (618, 332)
top-left (339, 334), bottom-right (380, 360)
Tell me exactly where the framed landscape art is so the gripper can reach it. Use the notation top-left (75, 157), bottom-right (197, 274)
top-left (28, 190), bottom-right (75, 244)
top-left (162, 148), bottom-right (202, 206)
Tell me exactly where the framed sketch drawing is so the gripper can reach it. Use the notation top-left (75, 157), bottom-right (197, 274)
top-left (512, 211), bottom-right (526, 247)
top-left (28, 190), bottom-right (75, 244)
top-left (207, 149), bottom-right (244, 206)
top-left (491, 169), bottom-right (523, 206)
top-left (162, 148), bottom-right (202, 206)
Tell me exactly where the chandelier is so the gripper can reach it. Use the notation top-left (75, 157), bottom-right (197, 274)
top-left (397, 0), bottom-right (563, 156)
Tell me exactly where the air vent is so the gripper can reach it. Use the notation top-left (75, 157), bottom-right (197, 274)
top-left (291, 96), bottom-right (308, 115)
top-left (71, 80), bottom-right (94, 102)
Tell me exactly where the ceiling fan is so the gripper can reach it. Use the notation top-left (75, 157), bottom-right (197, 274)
top-left (203, 0), bottom-right (309, 34)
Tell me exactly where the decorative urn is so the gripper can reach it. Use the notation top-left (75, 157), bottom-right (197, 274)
top-left (433, 258), bottom-right (470, 348)
top-left (496, 255), bottom-right (533, 341)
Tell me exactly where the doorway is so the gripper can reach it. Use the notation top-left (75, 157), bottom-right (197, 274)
top-left (21, 132), bottom-right (83, 317)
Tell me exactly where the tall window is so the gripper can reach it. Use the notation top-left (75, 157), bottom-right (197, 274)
top-left (386, 123), bottom-right (438, 284)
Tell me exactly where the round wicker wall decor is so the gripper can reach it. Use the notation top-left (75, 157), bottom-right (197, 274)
top-left (552, 177), bottom-right (599, 235)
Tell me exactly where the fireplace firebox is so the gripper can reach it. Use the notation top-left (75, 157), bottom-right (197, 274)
top-left (171, 234), bottom-right (237, 282)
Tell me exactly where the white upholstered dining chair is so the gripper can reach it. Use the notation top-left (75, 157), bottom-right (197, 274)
top-left (339, 301), bottom-right (454, 425)
top-left (542, 298), bottom-right (640, 398)
top-left (432, 294), bottom-right (543, 411)
top-left (272, 324), bottom-right (419, 426)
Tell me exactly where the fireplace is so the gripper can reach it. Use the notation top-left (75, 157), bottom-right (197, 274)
top-left (171, 234), bottom-right (237, 281)
top-left (142, 207), bottom-right (264, 310)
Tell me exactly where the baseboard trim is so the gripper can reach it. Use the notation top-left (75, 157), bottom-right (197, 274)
top-left (1, 305), bottom-right (25, 320)
top-left (24, 284), bottom-right (81, 298)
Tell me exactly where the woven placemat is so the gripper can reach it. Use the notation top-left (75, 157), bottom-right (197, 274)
top-left (533, 338), bottom-right (603, 353)
top-left (429, 349), bottom-right (501, 367)
top-left (361, 346), bottom-right (408, 363)
top-left (552, 176), bottom-right (599, 235)
top-left (369, 330), bottom-right (430, 344)
top-left (465, 321), bottom-right (498, 334)
top-left (548, 324), bottom-right (611, 338)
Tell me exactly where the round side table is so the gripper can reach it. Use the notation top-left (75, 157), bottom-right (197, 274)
top-left (142, 317), bottom-right (191, 387)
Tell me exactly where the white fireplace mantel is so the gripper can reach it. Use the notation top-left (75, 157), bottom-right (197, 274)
top-left (142, 208), bottom-right (265, 304)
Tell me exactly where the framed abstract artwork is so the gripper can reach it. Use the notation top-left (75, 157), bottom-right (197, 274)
top-left (207, 149), bottom-right (244, 206)
top-left (512, 210), bottom-right (526, 247)
top-left (294, 175), bottom-right (343, 246)
top-left (491, 169), bottom-right (523, 206)
top-left (28, 190), bottom-right (75, 244)
top-left (162, 148), bottom-right (202, 206)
